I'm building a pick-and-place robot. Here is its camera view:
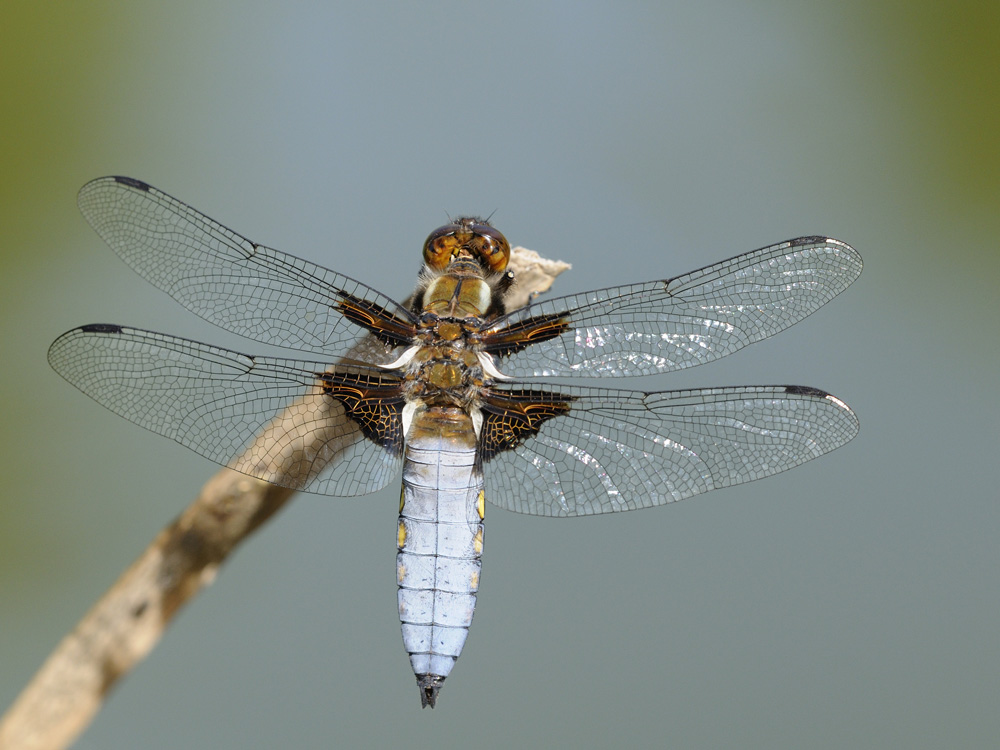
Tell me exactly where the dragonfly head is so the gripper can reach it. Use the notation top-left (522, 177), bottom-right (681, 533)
top-left (423, 217), bottom-right (510, 275)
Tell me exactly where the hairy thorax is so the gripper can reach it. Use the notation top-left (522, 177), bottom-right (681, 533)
top-left (403, 271), bottom-right (496, 410)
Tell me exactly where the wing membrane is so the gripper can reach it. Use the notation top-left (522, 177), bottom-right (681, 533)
top-left (77, 177), bottom-right (415, 358)
top-left (47, 324), bottom-right (405, 496)
top-left (482, 381), bottom-right (858, 517)
top-left (484, 237), bottom-right (862, 377)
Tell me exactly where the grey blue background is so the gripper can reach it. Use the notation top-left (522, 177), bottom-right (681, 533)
top-left (2, 2), bottom-right (998, 748)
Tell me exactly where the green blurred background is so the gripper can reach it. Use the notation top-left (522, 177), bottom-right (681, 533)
top-left (2, 2), bottom-right (998, 748)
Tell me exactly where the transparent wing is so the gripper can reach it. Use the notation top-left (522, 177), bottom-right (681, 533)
top-left (48, 324), bottom-right (406, 496)
top-left (482, 382), bottom-right (858, 517)
top-left (484, 237), bottom-right (862, 377)
top-left (77, 176), bottom-right (416, 359)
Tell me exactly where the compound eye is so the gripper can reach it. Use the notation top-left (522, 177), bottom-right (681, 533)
top-left (423, 226), bottom-right (461, 270)
top-left (469, 225), bottom-right (511, 272)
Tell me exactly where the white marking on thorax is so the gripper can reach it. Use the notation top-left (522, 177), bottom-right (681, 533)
top-left (470, 407), bottom-right (483, 439)
top-left (380, 345), bottom-right (420, 371)
top-left (401, 401), bottom-right (420, 439)
top-left (472, 281), bottom-right (491, 315)
top-left (477, 352), bottom-right (511, 381)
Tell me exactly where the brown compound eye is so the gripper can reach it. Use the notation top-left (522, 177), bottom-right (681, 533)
top-left (423, 226), bottom-right (462, 270)
top-left (422, 221), bottom-right (511, 272)
top-left (468, 224), bottom-right (510, 272)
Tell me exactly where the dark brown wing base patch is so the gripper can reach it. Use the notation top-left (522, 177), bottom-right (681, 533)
top-left (337, 293), bottom-right (417, 347)
top-left (317, 369), bottom-right (406, 454)
top-left (480, 313), bottom-right (570, 357)
top-left (478, 387), bottom-right (576, 461)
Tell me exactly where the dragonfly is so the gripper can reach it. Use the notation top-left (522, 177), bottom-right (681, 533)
top-left (49, 176), bottom-right (862, 708)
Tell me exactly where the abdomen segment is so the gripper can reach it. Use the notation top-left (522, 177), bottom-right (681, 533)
top-left (396, 416), bottom-right (485, 708)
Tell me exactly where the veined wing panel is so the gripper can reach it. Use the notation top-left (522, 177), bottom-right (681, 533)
top-left (48, 324), bottom-right (405, 496)
top-left (484, 238), bottom-right (862, 378)
top-left (78, 177), bottom-right (416, 358)
top-left (481, 382), bottom-right (858, 517)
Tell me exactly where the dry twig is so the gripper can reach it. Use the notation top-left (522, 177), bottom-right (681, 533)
top-left (0, 247), bottom-right (569, 750)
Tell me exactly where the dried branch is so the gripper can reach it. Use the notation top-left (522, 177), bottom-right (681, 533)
top-left (0, 248), bottom-right (569, 750)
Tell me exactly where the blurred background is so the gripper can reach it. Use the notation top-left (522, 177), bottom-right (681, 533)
top-left (2, 2), bottom-right (998, 748)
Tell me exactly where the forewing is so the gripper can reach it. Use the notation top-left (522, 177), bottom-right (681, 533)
top-left (481, 382), bottom-right (858, 516)
top-left (48, 324), bottom-right (405, 496)
top-left (482, 237), bottom-right (862, 377)
top-left (77, 177), bottom-right (416, 359)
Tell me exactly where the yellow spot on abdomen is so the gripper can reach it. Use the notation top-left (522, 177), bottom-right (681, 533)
top-left (470, 569), bottom-right (480, 590)
top-left (476, 489), bottom-right (486, 520)
top-left (397, 520), bottom-right (407, 549)
top-left (473, 526), bottom-right (484, 555)
top-left (397, 562), bottom-right (407, 584)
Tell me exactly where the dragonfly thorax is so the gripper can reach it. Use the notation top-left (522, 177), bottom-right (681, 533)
top-left (419, 272), bottom-right (493, 318)
top-left (403, 343), bottom-right (485, 407)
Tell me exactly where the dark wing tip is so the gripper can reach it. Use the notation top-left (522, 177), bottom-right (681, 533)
top-left (783, 384), bottom-right (830, 398)
top-left (788, 235), bottom-right (831, 247)
top-left (416, 674), bottom-right (445, 708)
top-left (788, 236), bottom-right (862, 268)
top-left (111, 176), bottom-right (151, 191)
top-left (48, 324), bottom-right (125, 370)
top-left (78, 323), bottom-right (124, 334)
top-left (78, 176), bottom-right (152, 206)
top-left (783, 384), bottom-right (860, 436)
